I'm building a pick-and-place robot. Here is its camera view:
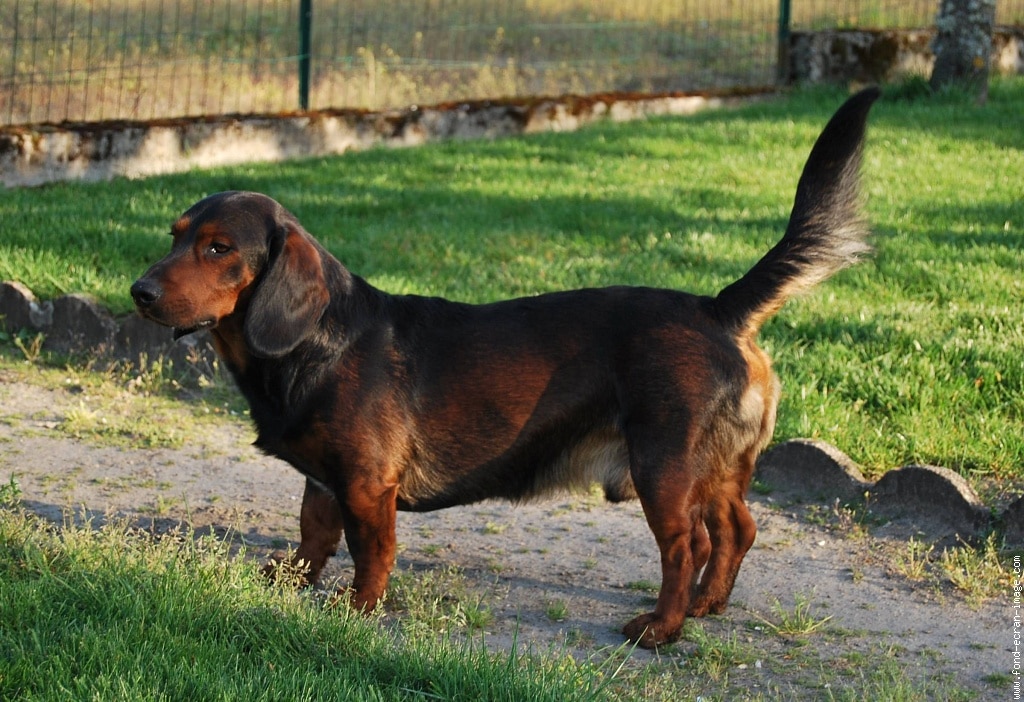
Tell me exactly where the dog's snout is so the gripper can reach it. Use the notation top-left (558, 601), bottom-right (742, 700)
top-left (130, 278), bottom-right (162, 309)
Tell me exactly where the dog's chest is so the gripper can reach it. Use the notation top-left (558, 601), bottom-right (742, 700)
top-left (253, 419), bottom-right (337, 489)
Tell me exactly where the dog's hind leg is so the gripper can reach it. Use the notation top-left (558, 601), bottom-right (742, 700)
top-left (622, 456), bottom-right (703, 648)
top-left (689, 514), bottom-right (712, 594)
top-left (687, 454), bottom-right (758, 617)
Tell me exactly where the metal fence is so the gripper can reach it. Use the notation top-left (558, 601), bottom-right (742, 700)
top-left (3, 1), bottom-right (1023, 127)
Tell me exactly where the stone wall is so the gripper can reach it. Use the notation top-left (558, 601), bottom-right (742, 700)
top-left (3, 28), bottom-right (1021, 188)
top-left (788, 26), bottom-right (1024, 84)
top-left (0, 281), bottom-right (216, 371)
top-left (0, 89), bottom-right (769, 189)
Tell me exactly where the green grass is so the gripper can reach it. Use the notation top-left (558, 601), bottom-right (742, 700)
top-left (0, 481), bottom-right (991, 701)
top-left (0, 343), bottom-right (249, 452)
top-left (2, 81), bottom-right (1023, 488)
top-left (0, 492), bottom-right (613, 701)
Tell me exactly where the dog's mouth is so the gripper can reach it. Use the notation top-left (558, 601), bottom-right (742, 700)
top-left (134, 306), bottom-right (217, 338)
top-left (172, 319), bottom-right (216, 339)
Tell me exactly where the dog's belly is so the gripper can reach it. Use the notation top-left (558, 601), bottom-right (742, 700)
top-left (396, 427), bottom-right (634, 511)
top-left (534, 428), bottom-right (635, 502)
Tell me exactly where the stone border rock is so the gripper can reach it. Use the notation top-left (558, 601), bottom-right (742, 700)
top-left (756, 439), bottom-right (1007, 543)
top-left (2, 280), bottom-right (1018, 544)
top-left (0, 280), bottom-right (216, 370)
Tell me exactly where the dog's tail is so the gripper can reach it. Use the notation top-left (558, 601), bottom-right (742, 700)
top-left (713, 87), bottom-right (879, 337)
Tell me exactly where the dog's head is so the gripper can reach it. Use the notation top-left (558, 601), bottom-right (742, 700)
top-left (131, 191), bottom-right (330, 358)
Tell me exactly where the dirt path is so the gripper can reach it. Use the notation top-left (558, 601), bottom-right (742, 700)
top-left (0, 379), bottom-right (1009, 699)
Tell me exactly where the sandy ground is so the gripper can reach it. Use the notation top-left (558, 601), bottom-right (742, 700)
top-left (0, 378), bottom-right (1011, 700)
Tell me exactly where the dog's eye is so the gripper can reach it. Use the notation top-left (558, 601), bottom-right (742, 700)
top-left (207, 242), bottom-right (232, 256)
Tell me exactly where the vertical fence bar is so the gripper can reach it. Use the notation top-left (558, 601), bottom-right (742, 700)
top-left (777, 0), bottom-right (792, 85)
top-left (299, 0), bottom-right (312, 110)
top-left (6, 3), bottom-right (19, 124)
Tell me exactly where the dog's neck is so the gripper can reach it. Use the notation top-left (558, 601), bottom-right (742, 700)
top-left (209, 313), bottom-right (250, 377)
top-left (214, 268), bottom-right (386, 450)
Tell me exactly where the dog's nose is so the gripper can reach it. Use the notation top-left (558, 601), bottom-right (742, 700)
top-left (130, 279), bottom-right (162, 309)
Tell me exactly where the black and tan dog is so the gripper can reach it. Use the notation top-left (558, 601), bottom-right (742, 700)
top-left (131, 88), bottom-right (879, 647)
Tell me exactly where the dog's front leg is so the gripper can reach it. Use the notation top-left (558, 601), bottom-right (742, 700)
top-left (339, 479), bottom-right (400, 612)
top-left (264, 478), bottom-right (345, 585)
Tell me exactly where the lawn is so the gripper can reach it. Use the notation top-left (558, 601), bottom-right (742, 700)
top-left (3, 80), bottom-right (1021, 487)
top-left (0, 476), bottom-right (993, 701)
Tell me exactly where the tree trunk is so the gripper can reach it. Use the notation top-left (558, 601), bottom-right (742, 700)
top-left (929, 0), bottom-right (997, 102)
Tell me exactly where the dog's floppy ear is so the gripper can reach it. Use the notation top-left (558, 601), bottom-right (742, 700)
top-left (244, 222), bottom-right (330, 358)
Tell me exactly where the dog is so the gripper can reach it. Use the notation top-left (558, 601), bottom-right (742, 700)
top-left (131, 88), bottom-right (879, 648)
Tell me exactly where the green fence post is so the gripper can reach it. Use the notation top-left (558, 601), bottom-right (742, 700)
top-left (777, 0), bottom-right (792, 85)
top-left (299, 0), bottom-right (312, 110)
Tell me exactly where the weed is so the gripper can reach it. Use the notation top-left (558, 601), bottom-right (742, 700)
top-left (625, 580), bottom-right (659, 593)
top-left (387, 565), bottom-right (493, 632)
top-left (564, 628), bottom-right (594, 647)
top-left (0, 474), bottom-right (21, 506)
top-left (151, 495), bottom-right (181, 517)
top-left (938, 534), bottom-right (1010, 603)
top-left (892, 536), bottom-right (935, 581)
top-left (482, 521), bottom-right (507, 535)
top-left (546, 599), bottom-right (570, 622)
top-left (821, 643), bottom-right (974, 701)
top-left (263, 550), bottom-right (314, 591)
top-left (984, 671), bottom-right (1013, 686)
top-left (759, 594), bottom-right (833, 637)
top-left (463, 601), bottom-right (495, 630)
top-left (12, 331), bottom-right (45, 363)
top-left (682, 622), bottom-right (752, 682)
top-left (830, 497), bottom-right (880, 538)
top-left (60, 403), bottom-right (185, 449)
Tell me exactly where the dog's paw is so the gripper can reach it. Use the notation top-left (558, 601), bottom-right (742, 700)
top-left (687, 590), bottom-right (730, 618)
top-left (687, 601), bottom-right (710, 617)
top-left (622, 612), bottom-right (683, 649)
top-left (325, 586), bottom-right (385, 615)
top-left (261, 550), bottom-right (312, 587)
top-left (688, 597), bottom-right (729, 618)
